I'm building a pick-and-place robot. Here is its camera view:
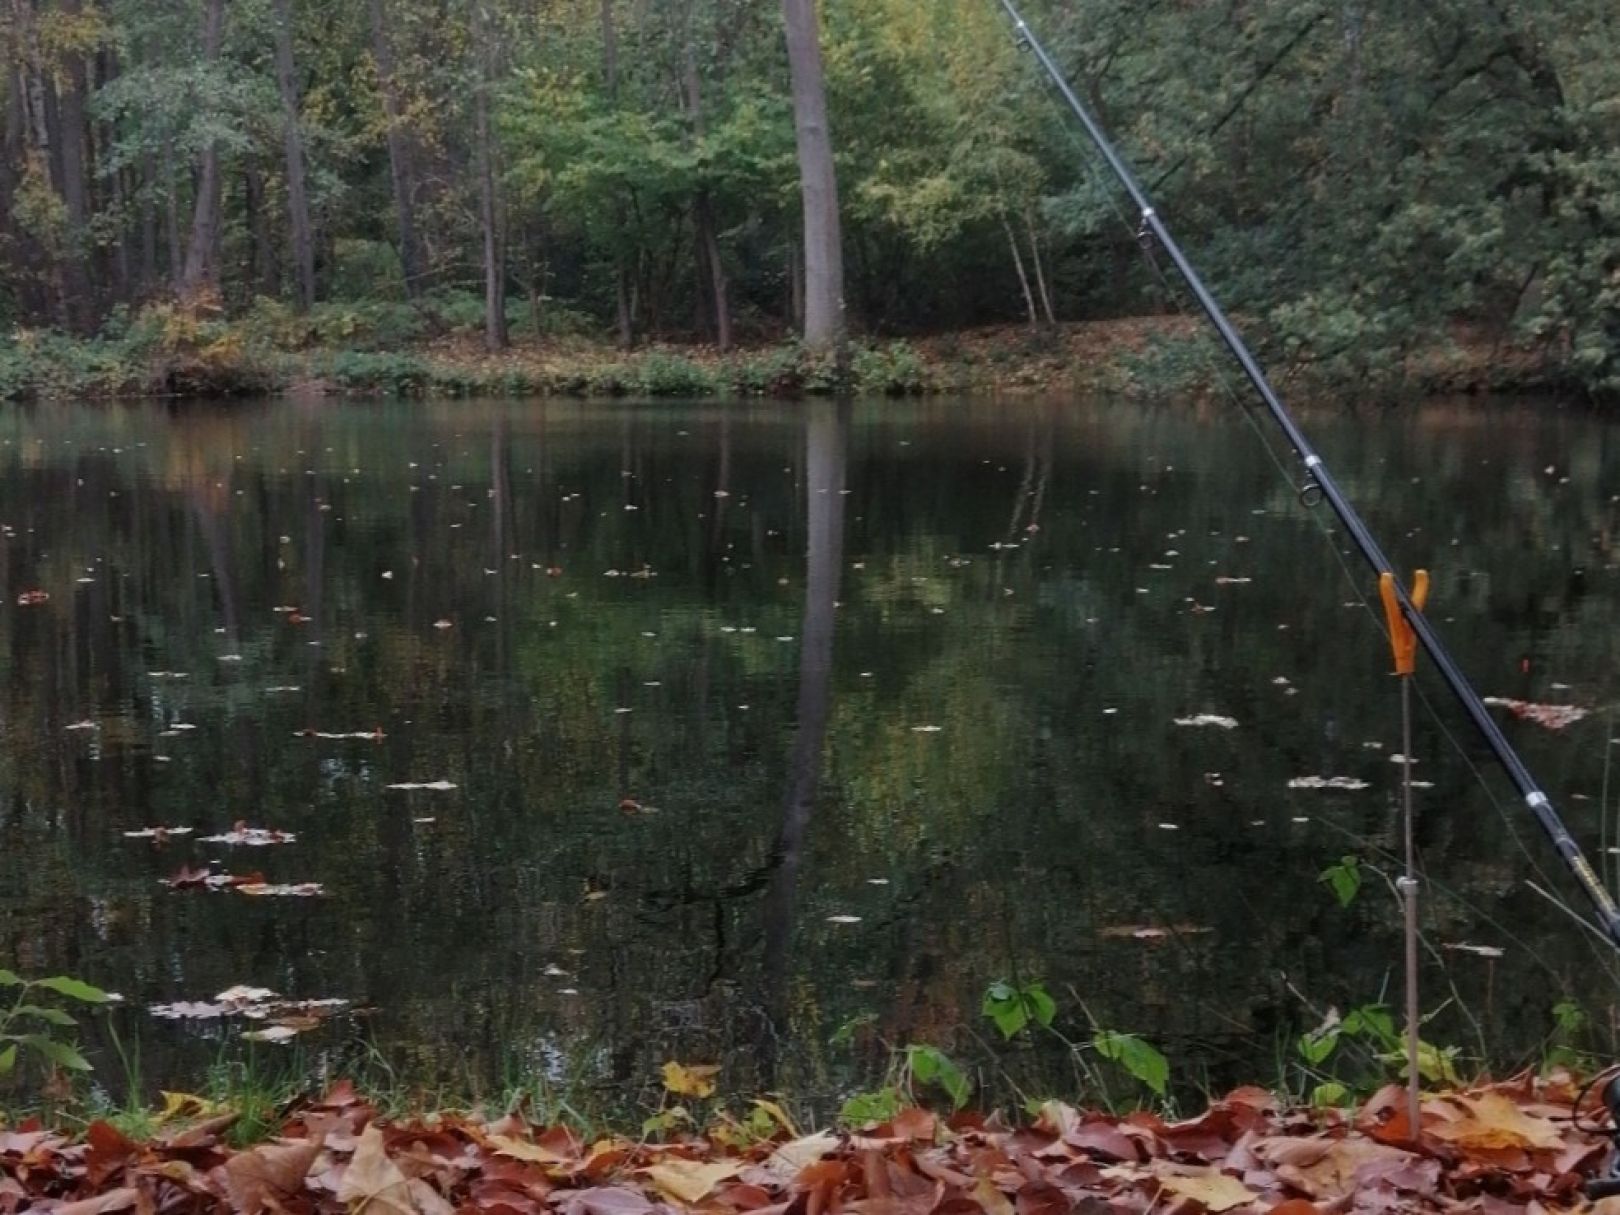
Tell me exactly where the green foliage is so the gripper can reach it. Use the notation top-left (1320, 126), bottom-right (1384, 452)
top-left (0, 970), bottom-right (109, 1083)
top-left (839, 1085), bottom-right (903, 1126)
top-left (1319, 856), bottom-right (1363, 908)
top-left (981, 980), bottom-right (1057, 1040)
top-left (1091, 1031), bottom-right (1168, 1098)
top-left (906, 1045), bottom-right (970, 1110)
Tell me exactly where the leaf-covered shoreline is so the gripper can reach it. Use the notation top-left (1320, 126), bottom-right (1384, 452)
top-left (2, 1073), bottom-right (1612, 1214)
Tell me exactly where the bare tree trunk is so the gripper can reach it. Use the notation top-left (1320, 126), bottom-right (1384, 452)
top-left (138, 152), bottom-right (158, 291)
top-left (164, 152), bottom-right (183, 290)
top-left (601, 0), bottom-right (634, 349)
top-left (472, 1), bottom-right (507, 350)
top-left (780, 0), bottom-right (845, 349)
top-left (682, 35), bottom-right (732, 352)
top-left (1025, 208), bottom-right (1056, 325)
top-left (181, 0), bottom-right (227, 297)
top-left (1002, 214), bottom-right (1037, 328)
top-left (369, 0), bottom-right (426, 299)
top-left (272, 0), bottom-right (317, 310)
top-left (244, 161), bottom-right (278, 297)
top-left (57, 0), bottom-right (93, 330)
top-left (788, 237), bottom-right (803, 331)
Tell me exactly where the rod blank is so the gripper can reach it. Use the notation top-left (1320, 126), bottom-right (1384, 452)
top-left (996, 0), bottom-right (1620, 947)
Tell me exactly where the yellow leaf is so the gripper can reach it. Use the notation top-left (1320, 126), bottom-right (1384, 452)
top-left (1156, 1169), bottom-right (1259, 1213)
top-left (643, 1158), bottom-right (742, 1205)
top-left (661, 1061), bottom-right (720, 1099)
top-left (487, 1134), bottom-right (577, 1167)
top-left (749, 1097), bottom-right (800, 1138)
top-left (157, 1090), bottom-right (223, 1122)
top-left (1427, 1092), bottom-right (1564, 1151)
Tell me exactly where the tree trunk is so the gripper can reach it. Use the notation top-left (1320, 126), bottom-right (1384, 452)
top-left (780, 0), bottom-right (845, 349)
top-left (56, 0), bottom-right (93, 330)
top-left (1026, 209), bottom-right (1056, 325)
top-left (472, 1), bottom-right (507, 351)
top-left (138, 151), bottom-right (158, 292)
top-left (683, 38), bottom-right (732, 352)
top-left (1003, 214), bottom-right (1038, 328)
top-left (272, 0), bottom-right (317, 310)
top-left (369, 0), bottom-right (426, 299)
top-left (244, 161), bottom-right (278, 297)
top-left (164, 152), bottom-right (183, 290)
top-left (180, 0), bottom-right (227, 298)
top-left (602, 0), bottom-right (634, 349)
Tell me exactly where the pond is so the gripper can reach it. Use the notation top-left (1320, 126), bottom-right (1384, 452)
top-left (3, 394), bottom-right (1619, 1112)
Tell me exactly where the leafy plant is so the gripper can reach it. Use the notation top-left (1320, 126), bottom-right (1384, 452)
top-left (1318, 856), bottom-right (1362, 907)
top-left (839, 1085), bottom-right (903, 1126)
top-left (906, 1044), bottom-right (970, 1110)
top-left (1092, 1030), bottom-right (1168, 1098)
top-left (981, 980), bottom-right (1057, 1039)
top-left (0, 970), bottom-right (111, 1079)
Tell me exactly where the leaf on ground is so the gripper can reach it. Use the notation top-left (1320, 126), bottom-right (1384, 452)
top-left (488, 1134), bottom-right (578, 1167)
top-left (1427, 1092), bottom-right (1565, 1151)
top-left (1153, 1168), bottom-right (1257, 1212)
top-left (337, 1124), bottom-right (416, 1215)
top-left (223, 1137), bottom-right (324, 1212)
top-left (559, 1187), bottom-right (657, 1215)
top-left (644, 1158), bottom-right (743, 1204)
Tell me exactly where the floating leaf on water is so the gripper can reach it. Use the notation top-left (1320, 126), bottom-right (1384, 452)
top-left (295, 728), bottom-right (385, 741)
top-left (240, 1025), bottom-right (300, 1045)
top-left (432, 619), bottom-right (454, 630)
top-left (1482, 697), bottom-right (1590, 731)
top-left (1288, 776), bottom-right (1371, 791)
top-left (1214, 576), bottom-right (1252, 585)
top-left (826, 914), bottom-right (863, 924)
top-left (123, 826), bottom-right (194, 841)
top-left (385, 780), bottom-right (458, 791)
top-left (1444, 942), bottom-right (1506, 959)
top-left (201, 824), bottom-right (296, 847)
top-left (1174, 715), bottom-right (1238, 729)
top-left (911, 725), bottom-right (943, 733)
top-left (237, 882), bottom-right (325, 898)
top-left (16, 589), bottom-right (49, 605)
top-left (65, 720), bottom-right (99, 731)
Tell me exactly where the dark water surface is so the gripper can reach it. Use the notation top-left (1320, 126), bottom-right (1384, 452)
top-left (4, 395), bottom-right (1620, 1109)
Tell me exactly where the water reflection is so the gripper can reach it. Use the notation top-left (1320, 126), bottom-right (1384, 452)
top-left (0, 396), bottom-right (1617, 1111)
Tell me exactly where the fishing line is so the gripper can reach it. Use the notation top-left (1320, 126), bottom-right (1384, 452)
top-left (995, 0), bottom-right (1620, 953)
top-left (1029, 22), bottom-right (1591, 943)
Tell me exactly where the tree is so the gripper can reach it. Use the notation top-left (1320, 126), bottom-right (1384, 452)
top-left (780, 0), bottom-right (844, 349)
top-left (271, 0), bottom-right (316, 310)
top-left (471, 0), bottom-right (507, 350)
top-left (179, 0), bottom-right (227, 297)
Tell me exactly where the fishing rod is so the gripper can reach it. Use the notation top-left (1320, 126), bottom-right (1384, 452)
top-left (992, 0), bottom-right (1620, 952)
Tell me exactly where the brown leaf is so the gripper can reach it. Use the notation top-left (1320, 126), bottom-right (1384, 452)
top-left (644, 1159), bottom-right (744, 1205)
top-left (223, 1136), bottom-right (323, 1212)
top-left (337, 1123), bottom-right (417, 1214)
top-left (1427, 1093), bottom-right (1565, 1153)
top-left (51, 1189), bottom-right (140, 1215)
top-left (558, 1186), bottom-right (658, 1215)
top-left (1153, 1168), bottom-right (1258, 1213)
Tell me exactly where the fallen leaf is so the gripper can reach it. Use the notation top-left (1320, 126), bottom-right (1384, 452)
top-left (1153, 1168), bottom-right (1257, 1212)
top-left (337, 1123), bottom-right (416, 1215)
top-left (644, 1158), bottom-right (743, 1204)
top-left (224, 1137), bottom-right (324, 1212)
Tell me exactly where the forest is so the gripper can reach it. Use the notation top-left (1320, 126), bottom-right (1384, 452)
top-left (1, 0), bottom-right (1618, 400)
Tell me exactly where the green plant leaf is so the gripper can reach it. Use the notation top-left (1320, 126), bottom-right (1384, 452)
top-left (1311, 1081), bottom-right (1349, 1107)
top-left (907, 1044), bottom-right (970, 1109)
top-left (13, 1005), bottom-right (77, 1027)
top-left (22, 1034), bottom-right (92, 1071)
top-left (0, 970), bottom-right (21, 987)
top-left (1298, 1024), bottom-right (1341, 1066)
top-left (1318, 856), bottom-right (1362, 907)
top-left (1344, 1004), bottom-right (1400, 1053)
top-left (0, 1044), bottom-right (15, 1075)
top-left (981, 980), bottom-right (1056, 1039)
top-left (1092, 1030), bottom-right (1168, 1097)
top-left (33, 976), bottom-right (110, 1003)
top-left (839, 1086), bottom-right (902, 1126)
